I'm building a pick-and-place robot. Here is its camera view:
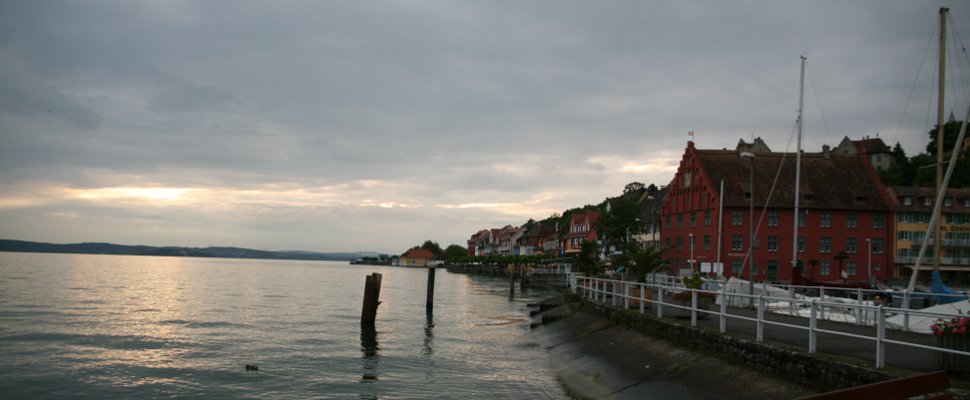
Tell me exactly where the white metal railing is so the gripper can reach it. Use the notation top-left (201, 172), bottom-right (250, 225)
top-left (569, 274), bottom-right (970, 369)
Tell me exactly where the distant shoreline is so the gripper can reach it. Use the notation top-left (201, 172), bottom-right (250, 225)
top-left (0, 239), bottom-right (365, 262)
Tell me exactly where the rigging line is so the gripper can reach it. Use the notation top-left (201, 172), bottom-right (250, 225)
top-left (737, 121), bottom-right (798, 278)
top-left (947, 14), bottom-right (970, 116)
top-left (805, 66), bottom-right (832, 144)
top-left (892, 16), bottom-right (939, 151)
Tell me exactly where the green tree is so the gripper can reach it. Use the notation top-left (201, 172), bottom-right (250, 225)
top-left (926, 120), bottom-right (964, 156)
top-left (420, 240), bottom-right (444, 257)
top-left (573, 240), bottom-right (601, 276)
top-left (622, 242), bottom-right (666, 282)
top-left (597, 196), bottom-right (640, 250)
top-left (443, 244), bottom-right (467, 260)
top-left (623, 181), bottom-right (645, 194)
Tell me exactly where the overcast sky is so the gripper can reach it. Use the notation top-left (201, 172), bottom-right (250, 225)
top-left (1, 1), bottom-right (968, 254)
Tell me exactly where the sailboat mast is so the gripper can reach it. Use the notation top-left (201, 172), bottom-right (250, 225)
top-left (934, 7), bottom-right (947, 274)
top-left (792, 56), bottom-right (805, 275)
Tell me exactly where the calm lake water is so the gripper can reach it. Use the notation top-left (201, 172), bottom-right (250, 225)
top-left (0, 252), bottom-right (568, 399)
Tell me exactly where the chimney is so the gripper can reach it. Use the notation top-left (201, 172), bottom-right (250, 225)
top-left (822, 144), bottom-right (831, 159)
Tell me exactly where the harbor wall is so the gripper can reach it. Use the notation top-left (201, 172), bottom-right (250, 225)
top-left (580, 300), bottom-right (895, 392)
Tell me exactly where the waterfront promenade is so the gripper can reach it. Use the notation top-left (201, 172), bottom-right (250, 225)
top-left (535, 289), bottom-right (970, 399)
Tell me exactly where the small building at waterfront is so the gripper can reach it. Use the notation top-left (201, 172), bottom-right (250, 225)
top-left (400, 248), bottom-right (435, 267)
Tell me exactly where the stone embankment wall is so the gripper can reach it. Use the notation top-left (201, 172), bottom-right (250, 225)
top-left (446, 264), bottom-right (570, 288)
top-left (581, 300), bottom-right (895, 392)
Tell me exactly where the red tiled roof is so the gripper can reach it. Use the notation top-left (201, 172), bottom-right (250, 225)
top-left (402, 248), bottom-right (434, 259)
top-left (695, 149), bottom-right (889, 210)
top-left (853, 138), bottom-right (891, 154)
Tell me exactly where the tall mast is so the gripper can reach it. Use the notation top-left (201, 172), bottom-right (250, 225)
top-left (792, 56), bottom-right (805, 275)
top-left (934, 7), bottom-right (947, 274)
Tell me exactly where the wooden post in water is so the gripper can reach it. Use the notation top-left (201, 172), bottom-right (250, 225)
top-left (361, 273), bottom-right (382, 325)
top-left (508, 264), bottom-right (515, 296)
top-left (426, 265), bottom-right (435, 315)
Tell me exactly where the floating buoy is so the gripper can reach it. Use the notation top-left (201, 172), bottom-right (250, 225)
top-left (245, 364), bottom-right (259, 371)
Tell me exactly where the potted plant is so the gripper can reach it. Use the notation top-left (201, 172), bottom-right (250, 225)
top-left (667, 271), bottom-right (715, 318)
top-left (931, 316), bottom-right (970, 373)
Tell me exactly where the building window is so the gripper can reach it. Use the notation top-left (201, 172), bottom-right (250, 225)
top-left (874, 262), bottom-right (881, 271)
top-left (798, 212), bottom-right (805, 228)
top-left (846, 237), bottom-right (857, 253)
top-left (690, 212), bottom-right (696, 228)
top-left (677, 236), bottom-right (683, 251)
top-left (703, 234), bottom-right (711, 251)
top-left (821, 212), bottom-right (831, 228)
top-left (923, 197), bottom-right (932, 206)
top-left (798, 236), bottom-right (805, 253)
top-left (820, 261), bottom-right (831, 276)
top-left (767, 235), bottom-right (779, 252)
top-left (872, 238), bottom-right (884, 254)
top-left (847, 212), bottom-right (857, 228)
top-left (665, 215), bottom-right (671, 229)
top-left (733, 210), bottom-right (743, 226)
top-left (820, 237), bottom-right (831, 253)
top-left (903, 197), bottom-right (912, 205)
top-left (873, 213), bottom-right (885, 229)
top-left (965, 199), bottom-right (970, 207)
top-left (944, 198), bottom-right (953, 207)
top-left (732, 235), bottom-right (743, 251)
top-left (732, 259), bottom-right (742, 275)
top-left (677, 214), bottom-right (683, 229)
top-left (768, 211), bottom-right (779, 227)
top-left (665, 237), bottom-right (671, 248)
top-left (704, 210), bottom-right (711, 227)
top-left (846, 261), bottom-right (857, 276)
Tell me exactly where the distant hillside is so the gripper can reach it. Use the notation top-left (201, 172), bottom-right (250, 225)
top-left (0, 239), bottom-right (362, 261)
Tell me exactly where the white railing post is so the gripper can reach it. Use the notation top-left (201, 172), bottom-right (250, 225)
top-left (624, 282), bottom-right (630, 310)
top-left (720, 294), bottom-right (727, 333)
top-left (809, 299), bottom-right (817, 354)
top-left (819, 287), bottom-right (826, 320)
top-left (639, 283), bottom-right (645, 314)
top-left (691, 289), bottom-right (698, 327)
top-left (757, 295), bottom-right (766, 342)
top-left (903, 291), bottom-right (911, 332)
top-left (876, 305), bottom-right (886, 369)
top-left (856, 288), bottom-right (864, 325)
top-left (788, 286), bottom-right (796, 316)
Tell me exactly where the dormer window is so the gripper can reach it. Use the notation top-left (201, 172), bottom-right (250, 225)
top-left (903, 197), bottom-right (912, 205)
top-left (923, 197), bottom-right (933, 206)
top-left (944, 198), bottom-right (953, 207)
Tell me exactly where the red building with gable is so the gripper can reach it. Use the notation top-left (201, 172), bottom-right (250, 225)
top-left (662, 140), bottom-right (894, 283)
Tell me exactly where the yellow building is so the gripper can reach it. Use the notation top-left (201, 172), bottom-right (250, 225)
top-left (891, 187), bottom-right (970, 282)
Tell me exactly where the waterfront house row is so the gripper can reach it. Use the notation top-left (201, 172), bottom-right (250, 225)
top-left (465, 136), bottom-right (970, 284)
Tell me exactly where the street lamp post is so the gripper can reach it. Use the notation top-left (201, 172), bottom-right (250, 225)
top-left (689, 233), bottom-right (695, 272)
top-left (866, 238), bottom-right (873, 286)
top-left (740, 151), bottom-right (756, 304)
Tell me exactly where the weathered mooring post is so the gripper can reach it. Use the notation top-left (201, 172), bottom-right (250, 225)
top-left (361, 273), bottom-right (382, 325)
top-left (508, 264), bottom-right (515, 297)
top-left (426, 265), bottom-right (436, 315)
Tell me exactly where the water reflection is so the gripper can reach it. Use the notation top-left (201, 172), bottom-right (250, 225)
top-left (422, 314), bottom-right (434, 357)
top-left (359, 324), bottom-right (379, 381)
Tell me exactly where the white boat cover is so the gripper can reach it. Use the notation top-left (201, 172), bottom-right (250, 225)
top-left (885, 300), bottom-right (970, 334)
